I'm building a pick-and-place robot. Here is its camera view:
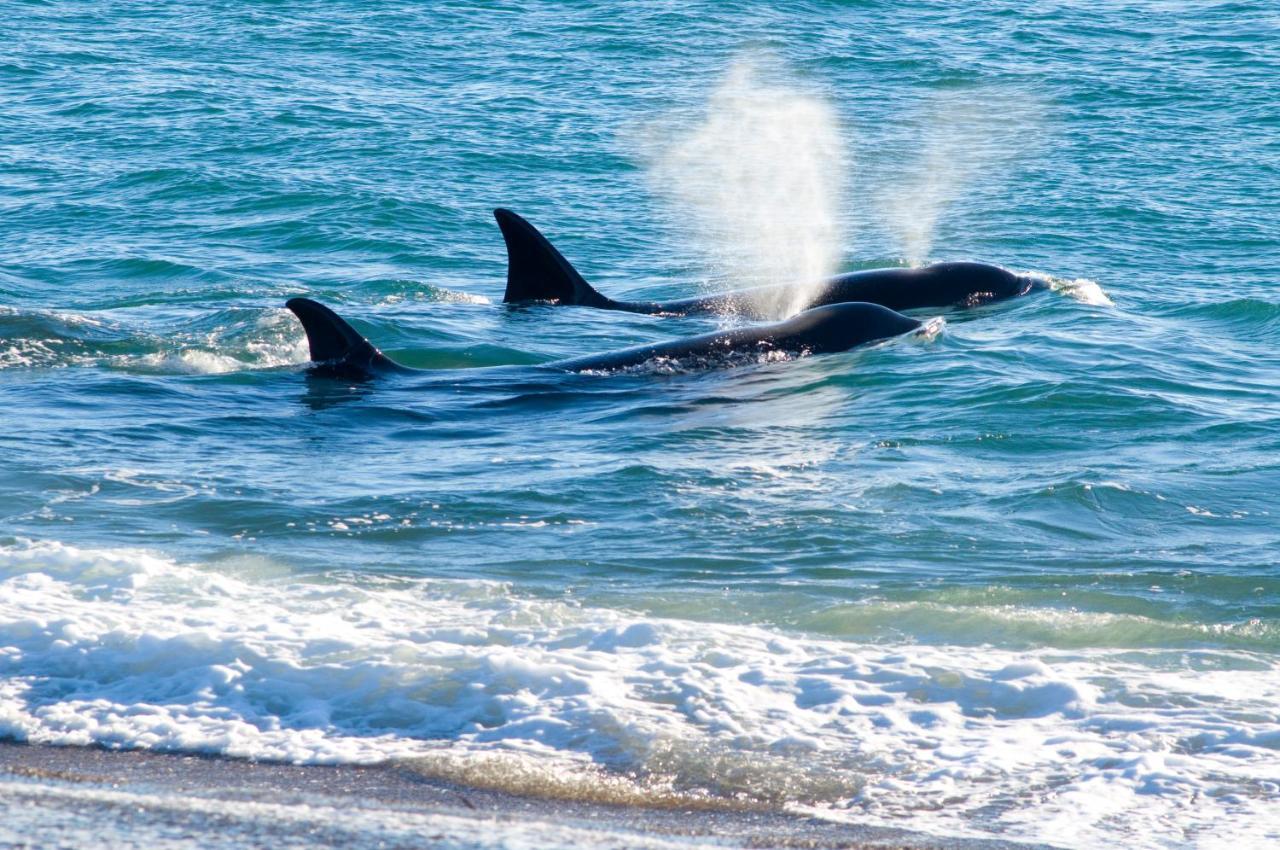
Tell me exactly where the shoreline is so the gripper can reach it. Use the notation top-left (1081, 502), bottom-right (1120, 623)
top-left (0, 741), bottom-right (1058, 850)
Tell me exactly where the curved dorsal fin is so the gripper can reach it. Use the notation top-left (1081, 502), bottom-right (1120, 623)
top-left (494, 209), bottom-right (609, 307)
top-left (285, 298), bottom-right (402, 373)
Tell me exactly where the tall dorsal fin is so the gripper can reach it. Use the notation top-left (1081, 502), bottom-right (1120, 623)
top-left (285, 298), bottom-right (403, 374)
top-left (494, 208), bottom-right (609, 307)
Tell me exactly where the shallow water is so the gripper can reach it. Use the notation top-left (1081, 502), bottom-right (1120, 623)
top-left (2, 2), bottom-right (1278, 848)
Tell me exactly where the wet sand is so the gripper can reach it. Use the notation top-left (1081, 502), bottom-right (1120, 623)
top-left (0, 741), bottom-right (1059, 850)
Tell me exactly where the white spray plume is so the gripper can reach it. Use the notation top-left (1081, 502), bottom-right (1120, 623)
top-left (649, 56), bottom-right (848, 319)
top-left (884, 90), bottom-right (1043, 266)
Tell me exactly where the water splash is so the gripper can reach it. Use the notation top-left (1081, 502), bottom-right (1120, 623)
top-left (0, 306), bottom-right (310, 374)
top-left (914, 315), bottom-right (948, 342)
top-left (649, 56), bottom-right (847, 319)
top-left (1013, 270), bottom-right (1114, 306)
top-left (1046, 274), bottom-right (1115, 307)
top-left (884, 91), bottom-right (1043, 266)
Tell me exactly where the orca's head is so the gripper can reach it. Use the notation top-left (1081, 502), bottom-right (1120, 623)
top-left (924, 262), bottom-right (1042, 306)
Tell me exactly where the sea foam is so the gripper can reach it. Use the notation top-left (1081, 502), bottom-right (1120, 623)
top-left (1, 538), bottom-right (1278, 849)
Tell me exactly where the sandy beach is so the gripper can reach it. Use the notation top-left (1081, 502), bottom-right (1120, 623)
top-left (0, 742), bottom-right (1058, 850)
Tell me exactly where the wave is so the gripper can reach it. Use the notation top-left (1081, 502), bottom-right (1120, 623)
top-left (370, 280), bottom-right (492, 306)
top-left (0, 305), bottom-right (306, 374)
top-left (2, 538), bottom-right (1277, 849)
top-left (796, 599), bottom-right (1280, 652)
top-left (1022, 270), bottom-right (1115, 306)
top-left (1158, 298), bottom-right (1280, 343)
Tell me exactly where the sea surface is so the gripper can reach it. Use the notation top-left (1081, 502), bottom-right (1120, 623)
top-left (2, 2), bottom-right (1278, 848)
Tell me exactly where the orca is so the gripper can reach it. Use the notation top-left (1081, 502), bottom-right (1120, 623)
top-left (284, 297), bottom-right (921, 376)
top-left (494, 208), bottom-right (1043, 318)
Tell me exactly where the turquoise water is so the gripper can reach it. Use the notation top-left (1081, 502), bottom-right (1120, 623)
top-left (2, 2), bottom-right (1278, 848)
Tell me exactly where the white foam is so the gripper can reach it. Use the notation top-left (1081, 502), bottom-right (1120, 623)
top-left (0, 339), bottom-right (61, 369)
top-left (121, 308), bottom-right (311, 374)
top-left (379, 287), bottom-right (492, 306)
top-left (127, 349), bottom-right (254, 374)
top-left (1, 306), bottom-right (311, 374)
top-left (2, 538), bottom-right (1278, 849)
top-left (913, 316), bottom-right (947, 342)
top-left (1024, 270), bottom-right (1115, 307)
top-left (0, 304), bottom-right (108, 328)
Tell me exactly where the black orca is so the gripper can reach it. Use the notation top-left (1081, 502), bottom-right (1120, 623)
top-left (284, 297), bottom-right (921, 376)
top-left (494, 208), bottom-right (1043, 318)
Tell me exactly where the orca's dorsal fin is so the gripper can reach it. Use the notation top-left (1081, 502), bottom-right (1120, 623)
top-left (285, 297), bottom-right (402, 373)
top-left (494, 208), bottom-right (609, 307)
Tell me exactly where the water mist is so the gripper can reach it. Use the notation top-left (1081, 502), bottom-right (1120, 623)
top-left (650, 57), bottom-right (848, 320)
top-left (883, 90), bottom-right (1043, 266)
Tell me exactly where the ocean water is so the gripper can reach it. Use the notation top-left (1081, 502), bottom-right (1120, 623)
top-left (2, 1), bottom-right (1278, 848)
